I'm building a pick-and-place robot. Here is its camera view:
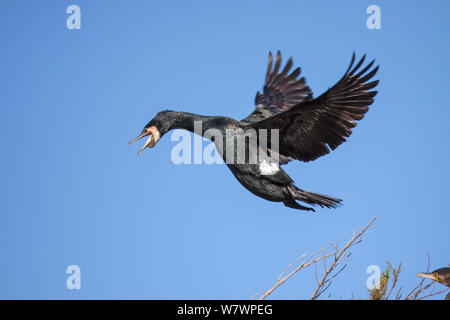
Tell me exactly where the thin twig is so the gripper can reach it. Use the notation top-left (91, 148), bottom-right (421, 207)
top-left (405, 251), bottom-right (430, 300)
top-left (256, 217), bottom-right (377, 300)
top-left (385, 262), bottom-right (401, 300)
top-left (258, 250), bottom-right (335, 300)
top-left (310, 217), bottom-right (377, 300)
top-left (416, 286), bottom-right (449, 300)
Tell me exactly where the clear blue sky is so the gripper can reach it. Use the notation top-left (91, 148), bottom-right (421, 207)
top-left (1, 0), bottom-right (449, 299)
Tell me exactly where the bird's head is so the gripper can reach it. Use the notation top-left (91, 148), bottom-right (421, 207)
top-left (416, 271), bottom-right (441, 283)
top-left (416, 267), bottom-right (450, 287)
top-left (128, 110), bottom-right (177, 155)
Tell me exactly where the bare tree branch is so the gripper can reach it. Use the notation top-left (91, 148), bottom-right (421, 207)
top-left (257, 249), bottom-right (335, 300)
top-left (255, 217), bottom-right (377, 300)
top-left (310, 217), bottom-right (377, 300)
top-left (385, 262), bottom-right (401, 300)
top-left (404, 251), bottom-right (431, 300)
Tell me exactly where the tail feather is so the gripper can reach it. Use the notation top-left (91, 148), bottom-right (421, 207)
top-left (287, 185), bottom-right (342, 209)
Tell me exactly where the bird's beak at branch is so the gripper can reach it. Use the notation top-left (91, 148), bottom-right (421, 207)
top-left (128, 126), bottom-right (161, 155)
top-left (416, 272), bottom-right (440, 282)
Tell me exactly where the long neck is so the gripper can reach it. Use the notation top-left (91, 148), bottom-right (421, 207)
top-left (170, 111), bottom-right (226, 135)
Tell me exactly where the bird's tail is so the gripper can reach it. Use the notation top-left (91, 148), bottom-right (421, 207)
top-left (288, 185), bottom-right (342, 209)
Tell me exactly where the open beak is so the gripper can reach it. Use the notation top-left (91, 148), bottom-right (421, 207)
top-left (128, 126), bottom-right (161, 155)
top-left (416, 272), bottom-right (439, 282)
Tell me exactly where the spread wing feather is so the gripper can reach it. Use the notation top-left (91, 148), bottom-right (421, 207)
top-left (241, 51), bottom-right (312, 125)
top-left (245, 53), bottom-right (379, 163)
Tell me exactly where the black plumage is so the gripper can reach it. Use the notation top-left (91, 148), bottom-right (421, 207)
top-left (129, 51), bottom-right (379, 211)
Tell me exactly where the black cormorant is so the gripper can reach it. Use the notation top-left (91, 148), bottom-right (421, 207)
top-left (129, 52), bottom-right (379, 211)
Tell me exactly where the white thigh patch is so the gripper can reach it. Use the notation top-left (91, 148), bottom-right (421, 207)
top-left (259, 159), bottom-right (280, 175)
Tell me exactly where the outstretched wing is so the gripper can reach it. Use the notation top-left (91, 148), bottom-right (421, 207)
top-left (246, 53), bottom-right (379, 163)
top-left (241, 51), bottom-right (312, 124)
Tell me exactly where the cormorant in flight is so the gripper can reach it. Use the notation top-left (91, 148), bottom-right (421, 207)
top-left (129, 51), bottom-right (379, 211)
